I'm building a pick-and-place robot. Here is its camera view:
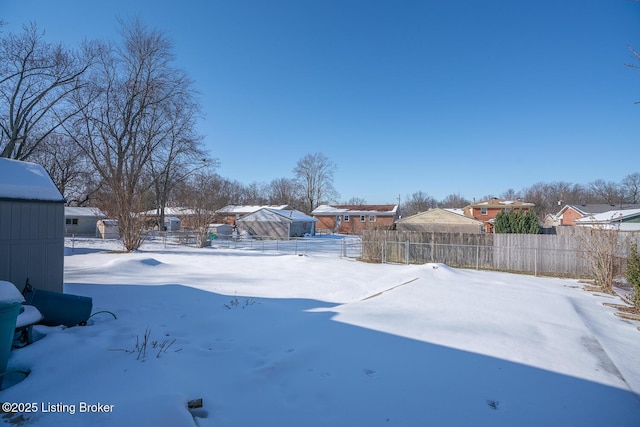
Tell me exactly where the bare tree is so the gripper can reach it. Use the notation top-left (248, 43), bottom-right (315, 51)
top-left (0, 23), bottom-right (96, 160)
top-left (401, 191), bottom-right (436, 217)
top-left (69, 19), bottom-right (200, 251)
top-left (146, 93), bottom-right (212, 229)
top-left (439, 193), bottom-right (470, 208)
top-left (293, 152), bottom-right (338, 213)
top-left (345, 197), bottom-right (367, 205)
top-left (523, 181), bottom-right (588, 218)
top-left (621, 172), bottom-right (640, 204)
top-left (241, 182), bottom-right (269, 205)
top-left (29, 132), bottom-right (99, 205)
top-left (500, 188), bottom-right (522, 200)
top-left (267, 177), bottom-right (301, 207)
top-left (588, 179), bottom-right (623, 205)
top-left (174, 172), bottom-right (220, 247)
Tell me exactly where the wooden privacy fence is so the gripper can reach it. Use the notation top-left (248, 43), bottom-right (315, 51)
top-left (359, 230), bottom-right (638, 277)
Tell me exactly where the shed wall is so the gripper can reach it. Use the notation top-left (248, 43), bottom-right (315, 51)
top-left (0, 200), bottom-right (64, 293)
top-left (240, 220), bottom-right (289, 239)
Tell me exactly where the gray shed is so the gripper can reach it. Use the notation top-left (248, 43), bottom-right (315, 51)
top-left (0, 158), bottom-right (65, 293)
top-left (237, 208), bottom-right (317, 239)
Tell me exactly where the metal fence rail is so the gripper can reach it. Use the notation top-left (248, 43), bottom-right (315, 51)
top-left (208, 235), bottom-right (363, 258)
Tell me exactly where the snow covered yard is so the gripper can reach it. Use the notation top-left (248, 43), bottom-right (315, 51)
top-left (1, 238), bottom-right (639, 426)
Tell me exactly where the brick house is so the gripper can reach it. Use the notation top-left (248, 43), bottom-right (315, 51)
top-left (462, 198), bottom-right (535, 233)
top-left (312, 204), bottom-right (399, 234)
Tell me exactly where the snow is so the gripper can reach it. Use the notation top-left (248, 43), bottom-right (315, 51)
top-left (575, 208), bottom-right (640, 223)
top-left (0, 158), bottom-right (64, 202)
top-left (1, 238), bottom-right (640, 426)
top-left (0, 281), bottom-right (25, 305)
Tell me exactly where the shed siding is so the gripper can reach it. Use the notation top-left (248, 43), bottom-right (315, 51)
top-left (0, 201), bottom-right (64, 293)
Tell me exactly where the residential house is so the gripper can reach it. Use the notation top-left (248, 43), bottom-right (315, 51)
top-left (462, 198), bottom-right (535, 233)
top-left (236, 208), bottom-right (317, 239)
top-left (312, 204), bottom-right (399, 234)
top-left (140, 207), bottom-right (198, 229)
top-left (64, 207), bottom-right (106, 236)
top-left (215, 205), bottom-right (291, 225)
top-left (396, 208), bottom-right (485, 233)
top-left (0, 158), bottom-right (64, 293)
top-left (574, 208), bottom-right (640, 231)
top-left (556, 204), bottom-right (640, 226)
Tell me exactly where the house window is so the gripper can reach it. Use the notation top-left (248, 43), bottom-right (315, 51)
top-left (344, 215), bottom-right (350, 222)
top-left (481, 208), bottom-right (488, 216)
top-left (66, 218), bottom-right (78, 225)
top-left (360, 215), bottom-right (366, 222)
top-left (369, 215), bottom-right (376, 222)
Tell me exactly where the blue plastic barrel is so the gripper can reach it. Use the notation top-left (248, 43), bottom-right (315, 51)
top-left (0, 302), bottom-right (22, 389)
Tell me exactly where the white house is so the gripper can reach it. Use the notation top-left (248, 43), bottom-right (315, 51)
top-left (64, 206), bottom-right (106, 236)
top-left (574, 208), bottom-right (640, 231)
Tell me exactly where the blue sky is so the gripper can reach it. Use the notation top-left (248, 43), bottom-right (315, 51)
top-left (2, 1), bottom-right (639, 204)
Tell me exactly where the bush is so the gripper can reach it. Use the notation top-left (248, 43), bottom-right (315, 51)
top-left (625, 241), bottom-right (640, 308)
top-left (494, 209), bottom-right (539, 234)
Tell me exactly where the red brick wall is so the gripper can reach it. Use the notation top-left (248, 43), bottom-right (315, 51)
top-left (561, 208), bottom-right (583, 226)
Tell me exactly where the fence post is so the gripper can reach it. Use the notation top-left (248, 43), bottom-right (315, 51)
top-left (405, 240), bottom-right (409, 264)
top-left (534, 248), bottom-right (538, 277)
top-left (382, 240), bottom-right (386, 264)
top-left (476, 245), bottom-right (479, 270)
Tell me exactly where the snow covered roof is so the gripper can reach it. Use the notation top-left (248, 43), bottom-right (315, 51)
top-left (312, 204), bottom-right (398, 216)
top-left (268, 208), bottom-right (318, 222)
top-left (574, 208), bottom-right (640, 224)
top-left (0, 158), bottom-right (64, 202)
top-left (556, 204), bottom-right (640, 217)
top-left (240, 208), bottom-right (317, 223)
top-left (443, 208), bottom-right (465, 216)
top-left (140, 207), bottom-right (200, 216)
top-left (65, 207), bottom-right (106, 217)
top-left (217, 205), bottom-right (290, 214)
top-left (466, 198), bottom-right (534, 208)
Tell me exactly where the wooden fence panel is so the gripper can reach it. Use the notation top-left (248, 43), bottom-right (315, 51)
top-left (360, 229), bottom-right (640, 277)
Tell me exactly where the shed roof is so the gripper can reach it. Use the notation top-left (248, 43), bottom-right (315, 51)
top-left (240, 208), bottom-right (317, 223)
top-left (0, 158), bottom-right (64, 202)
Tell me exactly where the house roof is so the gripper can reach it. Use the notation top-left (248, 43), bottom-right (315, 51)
top-left (141, 207), bottom-right (200, 216)
top-left (239, 208), bottom-right (317, 223)
top-left (312, 204), bottom-right (398, 216)
top-left (574, 208), bottom-right (640, 224)
top-left (217, 205), bottom-right (291, 214)
top-left (0, 158), bottom-right (64, 202)
top-left (556, 204), bottom-right (640, 217)
top-left (397, 208), bottom-right (483, 225)
top-left (464, 198), bottom-right (534, 209)
top-left (65, 207), bottom-right (106, 217)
